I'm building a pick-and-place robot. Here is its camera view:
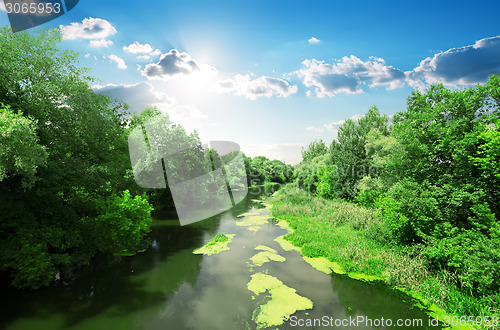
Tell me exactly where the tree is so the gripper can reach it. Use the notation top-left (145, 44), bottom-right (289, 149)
top-left (369, 77), bottom-right (500, 294)
top-left (327, 107), bottom-right (389, 199)
top-left (0, 104), bottom-right (47, 188)
top-left (301, 139), bottom-right (328, 163)
top-left (0, 27), bottom-right (152, 288)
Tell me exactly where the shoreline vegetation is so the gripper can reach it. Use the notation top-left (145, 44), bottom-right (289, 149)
top-left (268, 185), bottom-right (497, 329)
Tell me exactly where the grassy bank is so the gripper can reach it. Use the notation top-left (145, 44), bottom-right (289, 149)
top-left (269, 185), bottom-right (498, 329)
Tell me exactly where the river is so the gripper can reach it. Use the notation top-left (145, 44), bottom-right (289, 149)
top-left (0, 186), bottom-right (439, 329)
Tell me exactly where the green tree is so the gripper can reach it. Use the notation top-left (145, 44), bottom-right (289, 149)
top-left (0, 104), bottom-right (47, 188)
top-left (0, 27), bottom-right (153, 288)
top-left (328, 106), bottom-right (389, 199)
top-left (301, 139), bottom-right (328, 163)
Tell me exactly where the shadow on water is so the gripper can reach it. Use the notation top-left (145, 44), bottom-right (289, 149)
top-left (0, 221), bottom-right (208, 329)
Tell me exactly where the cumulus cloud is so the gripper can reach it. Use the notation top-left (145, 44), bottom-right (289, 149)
top-left (92, 82), bottom-right (175, 112)
top-left (296, 56), bottom-right (405, 97)
top-left (108, 54), bottom-right (127, 70)
top-left (324, 114), bottom-right (363, 132)
top-left (308, 37), bottom-right (321, 44)
top-left (89, 39), bottom-right (113, 48)
top-left (123, 42), bottom-right (153, 54)
top-left (306, 126), bottom-right (324, 133)
top-left (406, 36), bottom-right (500, 89)
top-left (141, 49), bottom-right (215, 80)
top-left (216, 74), bottom-right (298, 100)
top-left (60, 17), bottom-right (117, 40)
top-left (150, 49), bottom-right (162, 56)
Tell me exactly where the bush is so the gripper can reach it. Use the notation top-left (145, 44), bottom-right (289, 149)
top-left (92, 190), bottom-right (153, 255)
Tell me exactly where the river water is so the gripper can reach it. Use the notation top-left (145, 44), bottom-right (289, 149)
top-left (0, 187), bottom-right (439, 329)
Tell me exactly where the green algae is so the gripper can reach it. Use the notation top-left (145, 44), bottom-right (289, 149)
top-left (250, 245), bottom-right (286, 266)
top-left (396, 288), bottom-right (474, 330)
top-left (275, 219), bottom-right (293, 231)
top-left (192, 233), bottom-right (235, 256)
top-left (236, 214), bottom-right (270, 231)
top-left (255, 245), bottom-right (278, 253)
top-left (250, 252), bottom-right (285, 267)
top-left (274, 235), bottom-right (301, 252)
top-left (348, 273), bottom-right (384, 282)
top-left (247, 226), bottom-right (262, 232)
top-left (302, 256), bottom-right (346, 275)
top-left (238, 211), bottom-right (262, 217)
top-left (247, 273), bottom-right (313, 328)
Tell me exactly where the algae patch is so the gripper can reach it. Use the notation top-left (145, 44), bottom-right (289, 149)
top-left (247, 273), bottom-right (313, 328)
top-left (238, 211), bottom-right (262, 217)
top-left (348, 273), bottom-right (384, 282)
top-left (236, 214), bottom-right (270, 232)
top-left (275, 219), bottom-right (292, 231)
top-left (302, 256), bottom-right (345, 275)
top-left (250, 245), bottom-right (286, 267)
top-left (255, 245), bottom-right (278, 254)
top-left (274, 235), bottom-right (301, 252)
top-left (396, 287), bottom-right (474, 330)
top-left (192, 233), bottom-right (235, 256)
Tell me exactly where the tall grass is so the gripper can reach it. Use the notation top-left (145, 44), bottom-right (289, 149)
top-left (269, 185), bottom-right (498, 327)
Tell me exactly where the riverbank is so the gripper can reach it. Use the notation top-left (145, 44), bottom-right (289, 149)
top-left (268, 185), bottom-right (498, 330)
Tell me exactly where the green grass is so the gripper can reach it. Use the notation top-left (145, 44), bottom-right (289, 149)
top-left (269, 185), bottom-right (499, 329)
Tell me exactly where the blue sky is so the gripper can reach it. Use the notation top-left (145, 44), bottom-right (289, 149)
top-left (2, 0), bottom-right (500, 164)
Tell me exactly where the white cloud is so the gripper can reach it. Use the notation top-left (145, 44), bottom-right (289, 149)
top-left (324, 114), bottom-right (363, 132)
top-left (136, 49), bottom-right (161, 60)
top-left (160, 104), bottom-right (207, 120)
top-left (108, 54), bottom-right (127, 70)
top-left (296, 55), bottom-right (405, 97)
top-left (141, 49), bottom-right (215, 80)
top-left (216, 74), bottom-right (298, 100)
top-left (123, 42), bottom-right (154, 54)
top-left (308, 37), bottom-right (321, 44)
top-left (306, 126), bottom-right (324, 133)
top-left (0, 2), bottom-right (6, 11)
top-left (406, 35), bottom-right (500, 89)
top-left (84, 53), bottom-right (91, 59)
top-left (92, 82), bottom-right (175, 112)
top-left (151, 49), bottom-right (162, 56)
top-left (89, 39), bottom-right (113, 48)
top-left (60, 17), bottom-right (117, 40)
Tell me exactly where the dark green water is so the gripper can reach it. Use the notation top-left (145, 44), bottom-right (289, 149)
top-left (0, 187), bottom-right (440, 329)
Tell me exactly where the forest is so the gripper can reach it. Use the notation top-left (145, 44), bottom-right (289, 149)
top-left (1, 26), bottom-right (499, 322)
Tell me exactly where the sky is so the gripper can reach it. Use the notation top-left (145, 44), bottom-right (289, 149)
top-left (1, 0), bottom-right (500, 164)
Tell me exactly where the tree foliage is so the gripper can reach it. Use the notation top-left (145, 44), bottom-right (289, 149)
top-left (0, 27), bottom-right (153, 288)
top-left (296, 78), bottom-right (500, 297)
